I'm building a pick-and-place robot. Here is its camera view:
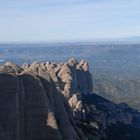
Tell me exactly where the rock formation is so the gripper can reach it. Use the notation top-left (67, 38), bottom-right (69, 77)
top-left (0, 59), bottom-right (137, 140)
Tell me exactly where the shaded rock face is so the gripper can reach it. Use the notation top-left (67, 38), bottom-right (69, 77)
top-left (0, 59), bottom-right (137, 140)
top-left (0, 70), bottom-right (79, 139)
top-left (0, 74), bottom-right (19, 140)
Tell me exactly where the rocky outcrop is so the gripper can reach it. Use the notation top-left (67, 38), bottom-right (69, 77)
top-left (0, 62), bottom-right (80, 140)
top-left (0, 59), bottom-right (137, 140)
top-left (43, 58), bottom-right (93, 98)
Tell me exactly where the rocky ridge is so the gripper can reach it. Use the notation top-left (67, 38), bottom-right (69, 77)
top-left (0, 59), bottom-right (137, 140)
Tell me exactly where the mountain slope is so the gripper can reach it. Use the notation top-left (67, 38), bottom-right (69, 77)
top-left (0, 59), bottom-right (140, 140)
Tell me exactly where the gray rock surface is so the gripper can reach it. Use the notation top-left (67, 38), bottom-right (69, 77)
top-left (0, 59), bottom-right (135, 140)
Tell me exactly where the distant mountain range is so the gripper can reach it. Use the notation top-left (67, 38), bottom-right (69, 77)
top-left (88, 36), bottom-right (140, 43)
top-left (1, 36), bottom-right (140, 44)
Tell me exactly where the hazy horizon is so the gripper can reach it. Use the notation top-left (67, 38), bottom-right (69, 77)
top-left (0, 36), bottom-right (140, 44)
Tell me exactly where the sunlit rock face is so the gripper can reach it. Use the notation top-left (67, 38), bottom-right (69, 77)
top-left (0, 59), bottom-right (135, 140)
top-left (44, 58), bottom-right (93, 98)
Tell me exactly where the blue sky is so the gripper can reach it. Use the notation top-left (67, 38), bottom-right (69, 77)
top-left (0, 0), bottom-right (140, 42)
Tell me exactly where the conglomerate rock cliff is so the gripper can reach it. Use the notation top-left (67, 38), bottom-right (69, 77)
top-left (0, 59), bottom-right (137, 140)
